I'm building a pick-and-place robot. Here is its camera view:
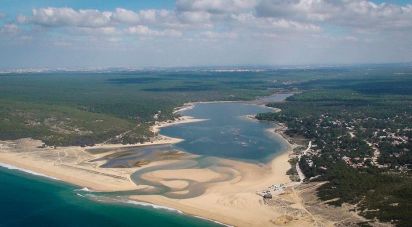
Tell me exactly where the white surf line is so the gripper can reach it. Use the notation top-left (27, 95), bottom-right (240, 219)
top-left (76, 191), bottom-right (231, 226)
top-left (126, 200), bottom-right (232, 227)
top-left (75, 187), bottom-right (94, 192)
top-left (0, 162), bottom-right (60, 181)
top-left (75, 193), bottom-right (86, 198)
top-left (126, 200), bottom-right (184, 214)
top-left (193, 215), bottom-right (234, 227)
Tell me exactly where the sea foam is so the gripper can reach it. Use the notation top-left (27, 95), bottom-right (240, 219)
top-left (126, 200), bottom-right (184, 214)
top-left (75, 187), bottom-right (93, 192)
top-left (193, 215), bottom-right (233, 227)
top-left (127, 200), bottom-right (231, 226)
top-left (75, 193), bottom-right (85, 198)
top-left (0, 163), bottom-right (230, 226)
top-left (0, 162), bottom-right (59, 181)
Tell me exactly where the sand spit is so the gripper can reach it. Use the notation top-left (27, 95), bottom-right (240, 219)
top-left (131, 150), bottom-right (302, 227)
top-left (152, 115), bottom-right (208, 134)
top-left (0, 137), bottom-right (318, 226)
top-left (0, 98), bottom-right (368, 227)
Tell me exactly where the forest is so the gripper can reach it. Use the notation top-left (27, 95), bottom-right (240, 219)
top-left (1, 65), bottom-right (411, 225)
top-left (0, 69), bottom-right (289, 145)
top-left (256, 72), bottom-right (412, 226)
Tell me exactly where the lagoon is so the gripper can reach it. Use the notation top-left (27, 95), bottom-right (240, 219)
top-left (0, 94), bottom-right (290, 226)
top-left (161, 102), bottom-right (288, 162)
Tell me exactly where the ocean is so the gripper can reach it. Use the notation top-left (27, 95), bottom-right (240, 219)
top-left (0, 166), bottom-right (220, 227)
top-left (0, 95), bottom-right (290, 226)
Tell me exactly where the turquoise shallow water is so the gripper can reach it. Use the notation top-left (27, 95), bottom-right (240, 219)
top-left (0, 166), bottom-right (220, 227)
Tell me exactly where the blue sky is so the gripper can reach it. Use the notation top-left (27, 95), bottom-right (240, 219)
top-left (0, 0), bottom-right (174, 13)
top-left (374, 0), bottom-right (411, 3)
top-left (0, 0), bottom-right (179, 24)
top-left (0, 0), bottom-right (411, 69)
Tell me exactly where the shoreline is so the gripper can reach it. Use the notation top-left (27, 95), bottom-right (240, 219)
top-left (129, 148), bottom-right (295, 227)
top-left (0, 161), bottom-right (60, 181)
top-left (0, 94), bottom-right (318, 227)
top-left (151, 115), bottom-right (208, 134)
top-left (0, 139), bottom-right (298, 226)
top-left (0, 142), bottom-right (139, 191)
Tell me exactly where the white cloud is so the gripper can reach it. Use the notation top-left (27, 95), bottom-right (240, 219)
top-left (75, 27), bottom-right (118, 35)
top-left (230, 13), bottom-right (320, 33)
top-left (30, 7), bottom-right (112, 27)
top-left (112, 8), bottom-right (140, 24)
top-left (176, 0), bottom-right (257, 14)
top-left (0, 23), bottom-right (20, 34)
top-left (178, 11), bottom-right (212, 24)
top-left (255, 0), bottom-right (412, 31)
top-left (112, 8), bottom-right (173, 24)
top-left (20, 1), bottom-right (412, 37)
top-left (2, 1), bottom-right (412, 67)
top-left (127, 25), bottom-right (182, 37)
top-left (127, 25), bottom-right (151, 35)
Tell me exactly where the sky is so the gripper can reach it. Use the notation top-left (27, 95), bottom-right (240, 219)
top-left (0, 0), bottom-right (412, 69)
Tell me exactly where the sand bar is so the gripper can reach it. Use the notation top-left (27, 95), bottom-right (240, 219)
top-left (0, 101), bottom-right (322, 226)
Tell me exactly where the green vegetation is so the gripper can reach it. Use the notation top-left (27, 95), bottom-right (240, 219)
top-left (1, 65), bottom-right (412, 225)
top-left (2, 67), bottom-right (372, 146)
top-left (0, 99), bottom-right (153, 146)
top-left (0, 70), bottom-right (288, 146)
top-left (256, 71), bottom-right (412, 226)
top-left (286, 157), bottom-right (299, 181)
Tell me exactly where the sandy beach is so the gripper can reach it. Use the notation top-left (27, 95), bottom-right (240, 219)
top-left (151, 115), bottom-right (208, 134)
top-left (0, 136), bottom-right (318, 226)
top-left (0, 111), bottom-right (207, 193)
top-left (0, 141), bottom-right (137, 192)
top-left (0, 101), bottom-right (360, 227)
top-left (131, 150), bottom-right (304, 227)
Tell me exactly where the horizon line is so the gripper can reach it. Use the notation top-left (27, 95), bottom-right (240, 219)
top-left (1, 62), bottom-right (411, 74)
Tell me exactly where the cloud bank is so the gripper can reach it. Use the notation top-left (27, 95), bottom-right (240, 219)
top-left (0, 0), bottom-right (411, 68)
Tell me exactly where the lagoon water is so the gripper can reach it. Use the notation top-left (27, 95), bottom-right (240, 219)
top-left (162, 102), bottom-right (288, 162)
top-left (0, 96), bottom-right (289, 226)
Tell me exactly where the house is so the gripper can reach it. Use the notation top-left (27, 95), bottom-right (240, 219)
top-left (263, 193), bottom-right (272, 199)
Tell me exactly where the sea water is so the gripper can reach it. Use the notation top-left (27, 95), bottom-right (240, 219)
top-left (0, 95), bottom-right (290, 226)
top-left (0, 166), bottom-right (220, 227)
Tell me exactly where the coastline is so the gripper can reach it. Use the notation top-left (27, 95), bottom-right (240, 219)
top-left (0, 141), bottom-right (138, 192)
top-left (129, 149), bottom-right (297, 227)
top-left (152, 115), bottom-right (208, 134)
top-left (0, 95), bottom-right (319, 227)
top-left (0, 140), bottom-right (301, 226)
